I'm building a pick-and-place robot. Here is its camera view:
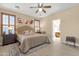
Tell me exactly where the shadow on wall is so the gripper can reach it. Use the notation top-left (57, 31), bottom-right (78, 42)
top-left (16, 25), bottom-right (34, 34)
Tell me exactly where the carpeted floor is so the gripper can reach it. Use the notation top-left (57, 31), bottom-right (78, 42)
top-left (0, 41), bottom-right (79, 56)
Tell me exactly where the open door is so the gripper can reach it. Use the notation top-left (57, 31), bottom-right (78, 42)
top-left (52, 19), bottom-right (61, 42)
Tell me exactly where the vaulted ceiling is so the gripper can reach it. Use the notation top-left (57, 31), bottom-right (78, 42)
top-left (0, 3), bottom-right (79, 18)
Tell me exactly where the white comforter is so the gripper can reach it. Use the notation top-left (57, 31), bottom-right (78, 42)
top-left (17, 33), bottom-right (50, 53)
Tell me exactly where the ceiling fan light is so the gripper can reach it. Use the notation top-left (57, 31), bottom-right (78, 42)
top-left (39, 8), bottom-right (42, 11)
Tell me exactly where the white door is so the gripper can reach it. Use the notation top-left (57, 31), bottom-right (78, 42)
top-left (52, 19), bottom-right (61, 42)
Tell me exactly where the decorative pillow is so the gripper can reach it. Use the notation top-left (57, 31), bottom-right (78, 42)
top-left (24, 30), bottom-right (30, 35)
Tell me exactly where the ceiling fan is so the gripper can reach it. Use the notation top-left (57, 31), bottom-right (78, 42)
top-left (30, 3), bottom-right (51, 13)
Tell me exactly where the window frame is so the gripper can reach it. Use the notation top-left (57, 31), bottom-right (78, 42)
top-left (34, 19), bottom-right (40, 32)
top-left (1, 12), bottom-right (16, 35)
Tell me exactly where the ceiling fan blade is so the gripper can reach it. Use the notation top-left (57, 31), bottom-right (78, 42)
top-left (43, 6), bottom-right (51, 8)
top-left (38, 3), bottom-right (43, 8)
top-left (42, 9), bottom-right (46, 13)
top-left (30, 6), bottom-right (38, 8)
top-left (41, 3), bottom-right (43, 7)
top-left (38, 3), bottom-right (40, 8)
top-left (36, 9), bottom-right (39, 13)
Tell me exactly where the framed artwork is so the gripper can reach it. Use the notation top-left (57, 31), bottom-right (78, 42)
top-left (30, 20), bottom-right (33, 24)
top-left (25, 20), bottom-right (28, 24)
top-left (17, 18), bottom-right (34, 24)
top-left (17, 18), bottom-right (22, 23)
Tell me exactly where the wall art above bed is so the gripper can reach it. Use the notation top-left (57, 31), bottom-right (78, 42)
top-left (17, 18), bottom-right (33, 24)
top-left (17, 18), bottom-right (22, 23)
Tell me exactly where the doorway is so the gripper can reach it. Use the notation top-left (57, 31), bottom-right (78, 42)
top-left (52, 19), bottom-right (61, 42)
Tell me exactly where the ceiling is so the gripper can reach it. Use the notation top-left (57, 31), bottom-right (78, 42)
top-left (0, 3), bottom-right (79, 18)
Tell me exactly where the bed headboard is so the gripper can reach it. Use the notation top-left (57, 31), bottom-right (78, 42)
top-left (16, 25), bottom-right (34, 34)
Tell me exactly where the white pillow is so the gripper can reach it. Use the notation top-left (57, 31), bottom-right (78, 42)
top-left (25, 31), bottom-right (30, 35)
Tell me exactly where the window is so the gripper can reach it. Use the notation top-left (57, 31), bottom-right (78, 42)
top-left (34, 19), bottom-right (40, 32)
top-left (1, 13), bottom-right (16, 34)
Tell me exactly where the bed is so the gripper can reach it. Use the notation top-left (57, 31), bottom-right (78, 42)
top-left (17, 33), bottom-right (50, 53)
top-left (16, 25), bottom-right (50, 53)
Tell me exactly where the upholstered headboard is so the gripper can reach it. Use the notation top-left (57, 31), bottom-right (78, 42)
top-left (16, 25), bottom-right (34, 34)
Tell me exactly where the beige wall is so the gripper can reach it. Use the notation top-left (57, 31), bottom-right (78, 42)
top-left (41, 6), bottom-right (79, 44)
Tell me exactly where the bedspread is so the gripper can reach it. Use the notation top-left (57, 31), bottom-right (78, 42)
top-left (17, 33), bottom-right (50, 53)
